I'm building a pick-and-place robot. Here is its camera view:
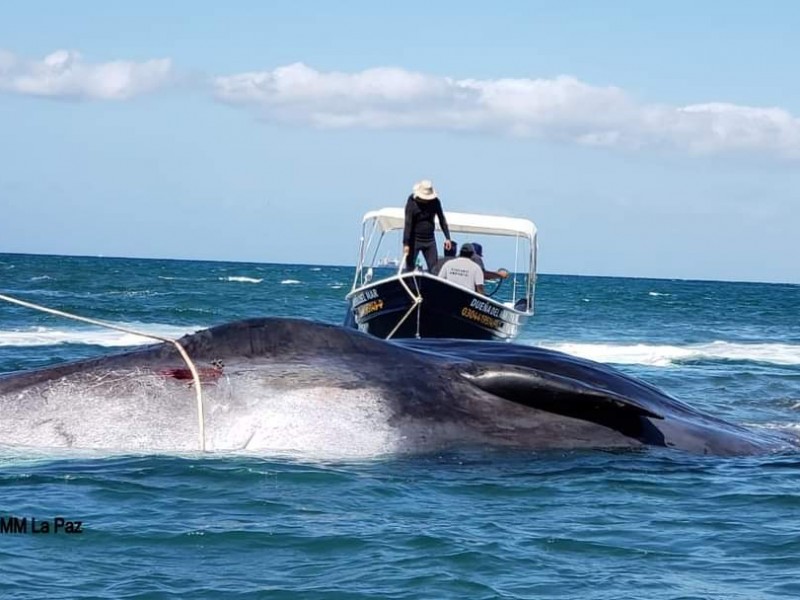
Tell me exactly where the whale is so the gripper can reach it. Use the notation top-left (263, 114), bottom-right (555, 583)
top-left (0, 317), bottom-right (795, 456)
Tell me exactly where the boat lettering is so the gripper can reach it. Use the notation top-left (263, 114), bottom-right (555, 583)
top-left (499, 309), bottom-right (520, 325)
top-left (357, 299), bottom-right (384, 318)
top-left (461, 307), bottom-right (501, 330)
top-left (468, 299), bottom-right (521, 325)
top-left (469, 298), bottom-right (500, 317)
top-left (352, 288), bottom-right (380, 306)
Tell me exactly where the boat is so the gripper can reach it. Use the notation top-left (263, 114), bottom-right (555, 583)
top-left (344, 207), bottom-right (538, 340)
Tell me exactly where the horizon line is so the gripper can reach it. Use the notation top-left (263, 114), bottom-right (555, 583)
top-left (0, 251), bottom-right (796, 287)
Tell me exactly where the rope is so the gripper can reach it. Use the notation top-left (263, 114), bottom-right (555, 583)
top-left (386, 288), bottom-right (422, 339)
top-left (386, 250), bottom-right (423, 339)
top-left (0, 293), bottom-right (207, 452)
top-left (386, 250), bottom-right (422, 340)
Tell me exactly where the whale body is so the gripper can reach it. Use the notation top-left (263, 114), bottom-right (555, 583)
top-left (0, 317), bottom-right (795, 456)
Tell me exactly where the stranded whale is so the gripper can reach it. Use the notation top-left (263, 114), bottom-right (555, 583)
top-left (0, 317), bottom-right (795, 456)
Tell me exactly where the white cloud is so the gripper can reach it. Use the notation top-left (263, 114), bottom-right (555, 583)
top-left (645, 103), bottom-right (800, 156)
top-left (4, 52), bottom-right (798, 158)
top-left (213, 63), bottom-right (800, 158)
top-left (0, 49), bottom-right (173, 100)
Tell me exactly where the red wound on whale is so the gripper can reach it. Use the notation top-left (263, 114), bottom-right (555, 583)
top-left (158, 360), bottom-right (224, 384)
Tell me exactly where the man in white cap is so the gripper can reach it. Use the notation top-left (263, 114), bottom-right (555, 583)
top-left (439, 243), bottom-right (485, 294)
top-left (402, 179), bottom-right (452, 272)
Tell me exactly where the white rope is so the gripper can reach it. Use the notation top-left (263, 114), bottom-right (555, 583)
top-left (0, 293), bottom-right (207, 452)
top-left (386, 290), bottom-right (422, 339)
top-left (385, 251), bottom-right (424, 339)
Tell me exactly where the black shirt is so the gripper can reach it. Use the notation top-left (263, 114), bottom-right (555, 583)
top-left (403, 195), bottom-right (451, 246)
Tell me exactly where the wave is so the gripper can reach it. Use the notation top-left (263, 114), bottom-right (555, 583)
top-left (281, 279), bottom-right (302, 285)
top-left (222, 276), bottom-right (263, 284)
top-left (158, 276), bottom-right (209, 282)
top-left (0, 323), bottom-right (201, 348)
top-left (4, 321), bottom-right (799, 367)
top-left (542, 341), bottom-right (800, 367)
top-left (160, 275), bottom-right (264, 284)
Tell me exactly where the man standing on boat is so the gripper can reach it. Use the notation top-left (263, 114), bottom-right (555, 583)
top-left (403, 180), bottom-right (452, 272)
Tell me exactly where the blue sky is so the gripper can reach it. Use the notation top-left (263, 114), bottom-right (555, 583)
top-left (1, 1), bottom-right (799, 283)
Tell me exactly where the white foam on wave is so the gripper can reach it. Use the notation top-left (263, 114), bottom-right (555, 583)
top-left (158, 275), bottom-right (209, 281)
top-left (541, 341), bottom-right (800, 367)
top-left (0, 323), bottom-right (201, 347)
top-left (221, 276), bottom-right (263, 284)
top-left (281, 279), bottom-right (302, 285)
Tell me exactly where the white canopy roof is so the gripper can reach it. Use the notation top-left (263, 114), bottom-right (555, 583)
top-left (362, 207), bottom-right (537, 240)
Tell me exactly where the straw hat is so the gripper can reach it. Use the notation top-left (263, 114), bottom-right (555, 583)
top-left (412, 180), bottom-right (438, 201)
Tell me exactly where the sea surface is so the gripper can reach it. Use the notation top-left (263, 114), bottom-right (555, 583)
top-left (1, 252), bottom-right (799, 599)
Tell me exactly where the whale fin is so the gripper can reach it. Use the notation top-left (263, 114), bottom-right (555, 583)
top-left (461, 364), bottom-right (665, 421)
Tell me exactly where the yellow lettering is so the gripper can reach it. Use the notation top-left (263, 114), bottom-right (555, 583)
top-left (460, 307), bottom-right (501, 329)
top-left (357, 299), bottom-right (385, 318)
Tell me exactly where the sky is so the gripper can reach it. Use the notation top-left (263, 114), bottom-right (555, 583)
top-left (1, 1), bottom-right (799, 283)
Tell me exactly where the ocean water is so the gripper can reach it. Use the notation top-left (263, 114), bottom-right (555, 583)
top-left (1, 252), bottom-right (799, 599)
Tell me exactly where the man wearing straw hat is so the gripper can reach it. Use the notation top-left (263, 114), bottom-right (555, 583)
top-left (402, 179), bottom-right (453, 272)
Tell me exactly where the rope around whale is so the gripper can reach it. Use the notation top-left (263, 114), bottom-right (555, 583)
top-left (0, 293), bottom-right (207, 452)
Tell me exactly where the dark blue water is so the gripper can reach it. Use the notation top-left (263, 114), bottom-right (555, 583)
top-left (2, 253), bottom-right (799, 599)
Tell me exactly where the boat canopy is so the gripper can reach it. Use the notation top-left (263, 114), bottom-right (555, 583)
top-left (362, 208), bottom-right (537, 240)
